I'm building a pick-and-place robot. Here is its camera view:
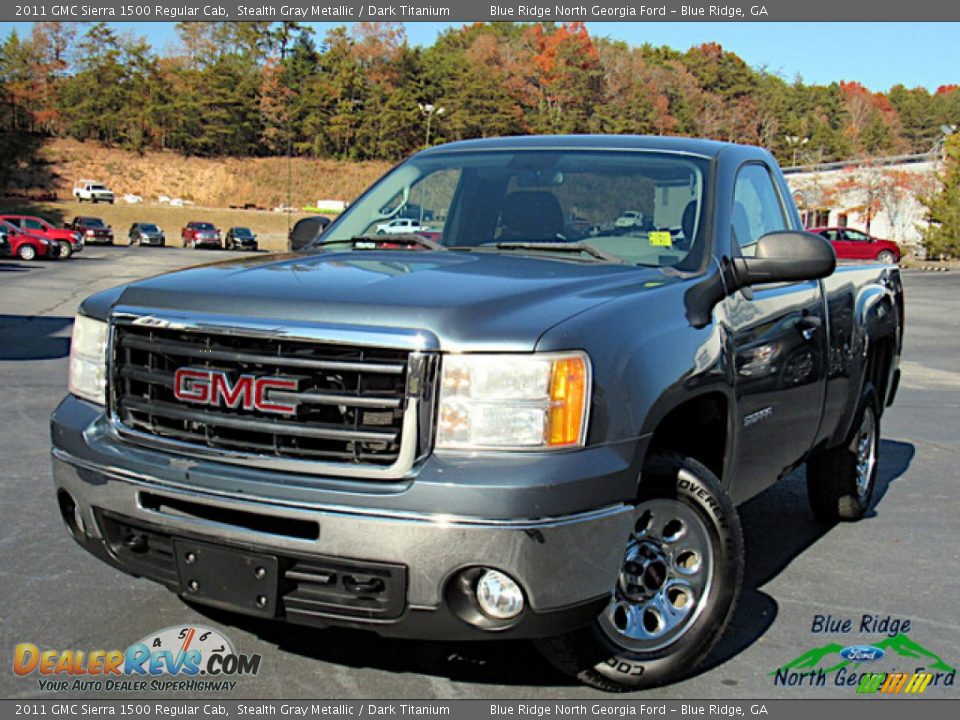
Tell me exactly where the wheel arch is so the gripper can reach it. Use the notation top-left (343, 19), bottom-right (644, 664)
top-left (641, 390), bottom-right (733, 488)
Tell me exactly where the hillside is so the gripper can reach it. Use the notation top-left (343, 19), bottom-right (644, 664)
top-left (9, 138), bottom-right (391, 210)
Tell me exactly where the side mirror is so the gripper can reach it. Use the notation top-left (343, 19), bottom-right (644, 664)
top-left (289, 216), bottom-right (332, 252)
top-left (730, 231), bottom-right (836, 289)
top-left (685, 231), bottom-right (836, 328)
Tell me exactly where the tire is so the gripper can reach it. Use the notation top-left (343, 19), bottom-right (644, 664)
top-left (58, 241), bottom-right (72, 259)
top-left (536, 453), bottom-right (744, 691)
top-left (17, 244), bottom-right (37, 261)
top-left (807, 384), bottom-right (880, 523)
top-left (876, 250), bottom-right (896, 264)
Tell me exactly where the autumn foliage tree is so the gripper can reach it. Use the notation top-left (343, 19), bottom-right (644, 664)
top-left (1, 21), bottom-right (958, 167)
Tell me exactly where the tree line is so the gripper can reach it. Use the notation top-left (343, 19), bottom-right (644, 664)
top-left (1, 20), bottom-right (958, 165)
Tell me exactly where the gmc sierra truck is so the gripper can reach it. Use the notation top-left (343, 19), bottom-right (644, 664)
top-left (51, 136), bottom-right (903, 691)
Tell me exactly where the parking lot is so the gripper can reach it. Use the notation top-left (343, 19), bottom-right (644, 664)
top-left (1, 245), bottom-right (958, 699)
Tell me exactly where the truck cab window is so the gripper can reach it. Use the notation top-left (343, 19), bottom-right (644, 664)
top-left (732, 164), bottom-right (788, 257)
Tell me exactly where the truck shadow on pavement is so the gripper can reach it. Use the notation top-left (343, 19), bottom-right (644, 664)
top-left (0, 315), bottom-right (73, 360)
top-left (192, 439), bottom-right (914, 689)
top-left (696, 438), bottom-right (915, 681)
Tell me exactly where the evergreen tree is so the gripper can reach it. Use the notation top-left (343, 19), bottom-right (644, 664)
top-left (921, 133), bottom-right (960, 258)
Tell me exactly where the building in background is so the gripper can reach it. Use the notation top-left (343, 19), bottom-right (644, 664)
top-left (784, 153), bottom-right (941, 255)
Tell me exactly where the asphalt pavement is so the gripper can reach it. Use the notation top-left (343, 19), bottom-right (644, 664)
top-left (1, 245), bottom-right (957, 699)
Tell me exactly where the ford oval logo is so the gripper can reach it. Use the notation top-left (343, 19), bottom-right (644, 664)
top-left (840, 645), bottom-right (886, 662)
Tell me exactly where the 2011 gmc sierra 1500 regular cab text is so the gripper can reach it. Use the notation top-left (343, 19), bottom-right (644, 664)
top-left (51, 136), bottom-right (903, 691)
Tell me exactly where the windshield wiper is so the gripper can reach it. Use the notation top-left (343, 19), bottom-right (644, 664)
top-left (494, 242), bottom-right (626, 264)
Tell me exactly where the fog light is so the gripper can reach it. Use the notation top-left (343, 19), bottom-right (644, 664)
top-left (476, 569), bottom-right (524, 620)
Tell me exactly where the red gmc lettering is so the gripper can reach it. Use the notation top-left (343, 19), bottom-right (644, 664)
top-left (254, 378), bottom-right (298, 414)
top-left (173, 368), bottom-right (211, 403)
top-left (211, 373), bottom-right (254, 409)
top-left (173, 368), bottom-right (298, 415)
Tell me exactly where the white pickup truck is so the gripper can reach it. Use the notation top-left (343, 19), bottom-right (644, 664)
top-left (72, 180), bottom-right (115, 204)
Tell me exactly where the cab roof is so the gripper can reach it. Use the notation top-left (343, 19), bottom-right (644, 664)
top-left (416, 134), bottom-right (759, 160)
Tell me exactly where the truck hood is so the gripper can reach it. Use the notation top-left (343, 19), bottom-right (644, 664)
top-left (105, 250), bottom-right (680, 351)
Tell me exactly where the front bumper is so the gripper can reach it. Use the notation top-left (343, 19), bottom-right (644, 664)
top-left (51, 396), bottom-right (642, 640)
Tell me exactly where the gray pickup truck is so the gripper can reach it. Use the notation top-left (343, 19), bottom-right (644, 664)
top-left (51, 135), bottom-right (903, 690)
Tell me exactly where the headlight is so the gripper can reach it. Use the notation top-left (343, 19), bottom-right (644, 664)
top-left (68, 315), bottom-right (108, 405)
top-left (436, 352), bottom-right (590, 450)
top-left (40, 238), bottom-right (50, 245)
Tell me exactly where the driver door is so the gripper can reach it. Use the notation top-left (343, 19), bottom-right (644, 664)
top-left (724, 163), bottom-right (827, 500)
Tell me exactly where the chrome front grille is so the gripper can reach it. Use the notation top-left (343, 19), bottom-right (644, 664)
top-left (108, 313), bottom-right (436, 478)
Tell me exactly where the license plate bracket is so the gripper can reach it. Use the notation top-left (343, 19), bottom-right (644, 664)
top-left (173, 538), bottom-right (279, 617)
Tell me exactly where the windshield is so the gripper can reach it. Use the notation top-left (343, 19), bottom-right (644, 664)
top-left (82, 218), bottom-right (105, 228)
top-left (316, 149), bottom-right (709, 268)
top-left (193, 223), bottom-right (215, 231)
top-left (140, 224), bottom-right (159, 232)
top-left (90, 185), bottom-right (107, 191)
top-left (232, 227), bottom-right (253, 236)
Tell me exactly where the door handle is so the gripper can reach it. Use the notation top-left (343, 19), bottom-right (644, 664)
top-left (796, 315), bottom-right (822, 341)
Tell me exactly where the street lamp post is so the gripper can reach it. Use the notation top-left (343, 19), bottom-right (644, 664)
top-left (784, 135), bottom-right (810, 167)
top-left (419, 103), bottom-right (445, 147)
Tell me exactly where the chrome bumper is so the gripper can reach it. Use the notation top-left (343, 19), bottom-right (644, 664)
top-left (52, 449), bottom-right (631, 612)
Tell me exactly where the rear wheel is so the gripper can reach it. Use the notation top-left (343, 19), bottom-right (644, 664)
top-left (807, 384), bottom-right (880, 522)
top-left (17, 244), bottom-right (37, 261)
top-left (876, 250), bottom-right (896, 264)
top-left (58, 241), bottom-right (72, 259)
top-left (536, 453), bottom-right (743, 691)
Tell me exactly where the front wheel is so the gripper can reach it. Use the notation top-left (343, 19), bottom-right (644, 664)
top-left (807, 384), bottom-right (880, 523)
top-left (17, 244), bottom-right (37, 261)
top-left (58, 241), bottom-right (72, 259)
top-left (876, 250), bottom-right (896, 264)
top-left (536, 453), bottom-right (744, 691)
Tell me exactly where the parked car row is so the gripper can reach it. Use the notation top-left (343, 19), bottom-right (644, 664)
top-left (179, 221), bottom-right (259, 250)
top-left (0, 212), bottom-right (263, 263)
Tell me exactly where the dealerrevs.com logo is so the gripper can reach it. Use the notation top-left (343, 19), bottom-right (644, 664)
top-left (14, 625), bottom-right (261, 692)
top-left (771, 615), bottom-right (956, 694)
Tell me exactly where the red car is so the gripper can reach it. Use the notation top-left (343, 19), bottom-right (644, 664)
top-left (181, 221), bottom-right (222, 249)
top-left (808, 227), bottom-right (901, 263)
top-left (0, 214), bottom-right (83, 259)
top-left (0, 219), bottom-right (58, 261)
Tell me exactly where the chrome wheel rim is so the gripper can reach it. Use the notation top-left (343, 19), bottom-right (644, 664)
top-left (599, 491), bottom-right (714, 652)
top-left (854, 406), bottom-right (878, 500)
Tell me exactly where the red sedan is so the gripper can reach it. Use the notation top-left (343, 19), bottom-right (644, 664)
top-left (808, 227), bottom-right (901, 264)
top-left (0, 220), bottom-right (58, 261)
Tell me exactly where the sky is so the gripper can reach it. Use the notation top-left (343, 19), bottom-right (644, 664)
top-left (0, 21), bottom-right (956, 93)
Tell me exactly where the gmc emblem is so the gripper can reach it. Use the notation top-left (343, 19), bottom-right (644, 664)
top-left (173, 368), bottom-right (299, 415)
